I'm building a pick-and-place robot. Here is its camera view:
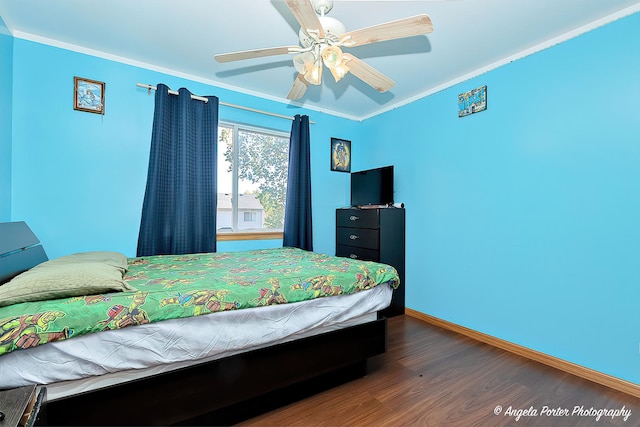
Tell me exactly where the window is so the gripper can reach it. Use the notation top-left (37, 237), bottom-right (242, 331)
top-left (217, 123), bottom-right (289, 237)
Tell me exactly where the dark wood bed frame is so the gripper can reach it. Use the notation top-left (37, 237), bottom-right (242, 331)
top-left (0, 221), bottom-right (388, 426)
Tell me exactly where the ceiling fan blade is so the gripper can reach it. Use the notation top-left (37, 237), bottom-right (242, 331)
top-left (287, 74), bottom-right (309, 100)
top-left (342, 54), bottom-right (395, 93)
top-left (285, 0), bottom-right (324, 38)
top-left (214, 46), bottom-right (299, 63)
top-left (341, 14), bottom-right (433, 47)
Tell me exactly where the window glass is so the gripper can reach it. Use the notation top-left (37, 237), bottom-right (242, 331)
top-left (217, 123), bottom-right (289, 233)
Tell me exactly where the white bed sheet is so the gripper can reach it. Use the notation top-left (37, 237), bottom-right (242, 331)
top-left (0, 284), bottom-right (392, 400)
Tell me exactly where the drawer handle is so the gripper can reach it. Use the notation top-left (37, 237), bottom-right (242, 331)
top-left (349, 215), bottom-right (359, 221)
top-left (349, 254), bottom-right (359, 259)
top-left (349, 234), bottom-right (359, 240)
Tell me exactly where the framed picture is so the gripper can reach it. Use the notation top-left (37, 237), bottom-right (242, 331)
top-left (458, 85), bottom-right (487, 118)
top-left (330, 137), bottom-right (351, 173)
top-left (74, 76), bottom-right (105, 114)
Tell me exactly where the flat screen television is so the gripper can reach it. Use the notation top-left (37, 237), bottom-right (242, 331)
top-left (350, 165), bottom-right (394, 207)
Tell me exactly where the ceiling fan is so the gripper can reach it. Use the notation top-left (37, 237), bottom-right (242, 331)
top-left (214, 0), bottom-right (434, 100)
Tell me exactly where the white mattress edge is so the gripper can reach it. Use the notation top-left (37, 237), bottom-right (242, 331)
top-left (0, 284), bottom-right (392, 400)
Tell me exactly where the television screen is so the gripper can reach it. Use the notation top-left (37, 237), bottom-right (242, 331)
top-left (350, 166), bottom-right (394, 207)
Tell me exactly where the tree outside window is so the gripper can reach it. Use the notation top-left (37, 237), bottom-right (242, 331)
top-left (217, 124), bottom-right (289, 232)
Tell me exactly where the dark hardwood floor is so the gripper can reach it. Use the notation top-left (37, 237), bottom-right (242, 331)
top-left (240, 315), bottom-right (639, 426)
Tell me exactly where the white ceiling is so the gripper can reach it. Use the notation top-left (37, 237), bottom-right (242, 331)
top-left (1, 0), bottom-right (639, 120)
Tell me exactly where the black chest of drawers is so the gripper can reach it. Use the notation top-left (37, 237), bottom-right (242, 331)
top-left (336, 207), bottom-right (405, 317)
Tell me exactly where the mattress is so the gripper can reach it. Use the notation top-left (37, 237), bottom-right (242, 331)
top-left (0, 247), bottom-right (399, 357)
top-left (0, 282), bottom-right (392, 400)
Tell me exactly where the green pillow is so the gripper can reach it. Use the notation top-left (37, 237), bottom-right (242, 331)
top-left (0, 261), bottom-right (135, 307)
top-left (46, 251), bottom-right (129, 273)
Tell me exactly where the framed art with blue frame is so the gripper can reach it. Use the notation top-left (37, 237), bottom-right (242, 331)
top-left (458, 85), bottom-right (487, 118)
top-left (331, 137), bottom-right (351, 173)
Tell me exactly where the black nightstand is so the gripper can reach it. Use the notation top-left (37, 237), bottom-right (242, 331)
top-left (0, 385), bottom-right (46, 427)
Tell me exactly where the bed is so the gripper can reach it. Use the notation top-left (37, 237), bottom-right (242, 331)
top-left (0, 221), bottom-right (398, 426)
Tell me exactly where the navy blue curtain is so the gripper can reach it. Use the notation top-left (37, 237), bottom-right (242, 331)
top-left (137, 84), bottom-right (219, 256)
top-left (283, 114), bottom-right (313, 251)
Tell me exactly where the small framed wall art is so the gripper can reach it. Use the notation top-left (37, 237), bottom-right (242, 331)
top-left (330, 137), bottom-right (351, 172)
top-left (458, 85), bottom-right (487, 118)
top-left (74, 76), bottom-right (105, 114)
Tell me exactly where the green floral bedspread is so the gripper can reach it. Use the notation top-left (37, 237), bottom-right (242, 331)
top-left (0, 247), bottom-right (399, 357)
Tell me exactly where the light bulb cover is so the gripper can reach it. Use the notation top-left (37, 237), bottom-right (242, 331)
top-left (321, 46), bottom-right (343, 68)
top-left (329, 61), bottom-right (350, 82)
top-left (293, 52), bottom-right (315, 74)
top-left (304, 61), bottom-right (323, 85)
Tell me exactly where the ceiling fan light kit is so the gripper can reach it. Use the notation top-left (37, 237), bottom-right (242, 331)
top-left (321, 45), bottom-right (342, 68)
top-left (304, 59), bottom-right (323, 85)
top-left (328, 60), bottom-right (350, 82)
top-left (321, 45), bottom-right (350, 82)
top-left (293, 51), bottom-right (316, 74)
top-left (214, 0), bottom-right (434, 100)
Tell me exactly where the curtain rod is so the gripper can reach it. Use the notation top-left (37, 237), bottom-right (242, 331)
top-left (136, 83), bottom-right (314, 124)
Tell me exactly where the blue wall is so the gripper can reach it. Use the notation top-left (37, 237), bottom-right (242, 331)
top-left (359, 12), bottom-right (640, 385)
top-left (10, 39), bottom-right (358, 259)
top-left (6, 11), bottom-right (639, 388)
top-left (0, 17), bottom-right (12, 222)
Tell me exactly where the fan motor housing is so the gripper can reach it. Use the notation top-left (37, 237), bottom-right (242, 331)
top-left (299, 16), bottom-right (345, 47)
